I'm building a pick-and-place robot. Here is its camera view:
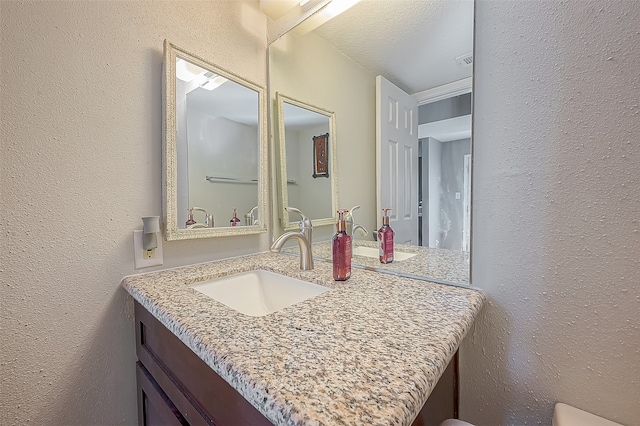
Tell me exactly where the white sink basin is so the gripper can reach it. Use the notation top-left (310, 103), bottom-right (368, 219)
top-left (352, 246), bottom-right (417, 262)
top-left (190, 270), bottom-right (330, 317)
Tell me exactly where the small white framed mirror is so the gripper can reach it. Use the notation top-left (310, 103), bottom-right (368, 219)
top-left (275, 92), bottom-right (338, 230)
top-left (163, 40), bottom-right (268, 240)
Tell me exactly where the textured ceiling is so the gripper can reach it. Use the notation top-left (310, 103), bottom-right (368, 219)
top-left (312, 0), bottom-right (474, 94)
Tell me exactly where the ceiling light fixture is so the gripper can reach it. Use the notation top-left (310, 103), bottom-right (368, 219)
top-left (176, 62), bottom-right (227, 91)
top-left (323, 0), bottom-right (359, 18)
top-left (299, 0), bottom-right (325, 12)
top-left (175, 58), bottom-right (208, 83)
top-left (200, 74), bottom-right (228, 91)
top-left (293, 0), bottom-right (361, 35)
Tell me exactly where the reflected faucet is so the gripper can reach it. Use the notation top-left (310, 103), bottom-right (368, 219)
top-left (346, 206), bottom-right (368, 257)
top-left (189, 207), bottom-right (214, 228)
top-left (245, 206), bottom-right (258, 226)
top-left (346, 205), bottom-right (369, 237)
top-left (270, 207), bottom-right (314, 271)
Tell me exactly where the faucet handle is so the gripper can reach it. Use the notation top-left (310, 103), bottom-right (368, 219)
top-left (285, 207), bottom-right (312, 229)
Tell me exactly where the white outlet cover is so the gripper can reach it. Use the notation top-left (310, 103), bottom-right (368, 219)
top-left (133, 230), bottom-right (163, 269)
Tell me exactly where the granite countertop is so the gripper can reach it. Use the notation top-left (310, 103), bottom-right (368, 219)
top-left (121, 252), bottom-right (484, 426)
top-left (286, 240), bottom-right (470, 284)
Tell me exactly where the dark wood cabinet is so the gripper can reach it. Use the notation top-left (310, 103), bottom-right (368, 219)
top-left (134, 302), bottom-right (270, 426)
top-left (134, 301), bottom-right (457, 426)
top-left (412, 354), bottom-right (458, 426)
top-left (136, 362), bottom-right (187, 426)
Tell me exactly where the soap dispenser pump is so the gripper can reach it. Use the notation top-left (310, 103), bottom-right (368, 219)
top-left (378, 208), bottom-right (394, 264)
top-left (332, 209), bottom-right (352, 281)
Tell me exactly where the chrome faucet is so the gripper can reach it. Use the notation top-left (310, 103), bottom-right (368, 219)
top-left (346, 206), bottom-right (368, 257)
top-left (270, 207), bottom-right (314, 270)
top-left (189, 207), bottom-right (214, 228)
top-left (346, 205), bottom-right (369, 238)
top-left (245, 205), bottom-right (258, 226)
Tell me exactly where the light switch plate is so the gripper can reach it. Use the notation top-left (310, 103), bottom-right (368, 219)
top-left (133, 230), bottom-right (163, 269)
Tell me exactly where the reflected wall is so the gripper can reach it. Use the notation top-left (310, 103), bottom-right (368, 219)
top-left (269, 30), bottom-right (377, 241)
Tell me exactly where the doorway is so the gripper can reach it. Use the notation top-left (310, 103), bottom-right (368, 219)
top-left (417, 93), bottom-right (472, 251)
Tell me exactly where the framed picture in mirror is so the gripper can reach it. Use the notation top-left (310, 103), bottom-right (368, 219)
top-left (312, 133), bottom-right (329, 178)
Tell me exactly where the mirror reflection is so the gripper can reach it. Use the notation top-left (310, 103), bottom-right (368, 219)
top-left (164, 41), bottom-right (267, 240)
top-left (268, 0), bottom-right (473, 284)
top-left (277, 93), bottom-right (337, 229)
top-left (418, 95), bottom-right (472, 252)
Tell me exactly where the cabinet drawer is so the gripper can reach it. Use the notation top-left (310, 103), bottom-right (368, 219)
top-left (135, 301), bottom-right (270, 426)
top-left (136, 362), bottom-right (186, 426)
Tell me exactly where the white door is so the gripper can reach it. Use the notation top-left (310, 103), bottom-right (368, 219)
top-left (376, 76), bottom-right (418, 245)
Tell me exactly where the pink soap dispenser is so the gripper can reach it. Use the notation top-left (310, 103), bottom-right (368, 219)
top-left (185, 208), bottom-right (196, 228)
top-left (230, 208), bottom-right (241, 227)
top-left (378, 208), bottom-right (394, 264)
top-left (332, 209), bottom-right (352, 281)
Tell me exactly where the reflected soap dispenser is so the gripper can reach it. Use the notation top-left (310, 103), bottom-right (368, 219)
top-left (185, 208), bottom-right (196, 228)
top-left (378, 208), bottom-right (394, 264)
top-left (230, 208), bottom-right (241, 227)
top-left (332, 209), bottom-right (352, 281)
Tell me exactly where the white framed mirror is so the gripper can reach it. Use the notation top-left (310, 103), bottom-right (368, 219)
top-left (276, 93), bottom-right (338, 230)
top-left (163, 40), bottom-right (268, 240)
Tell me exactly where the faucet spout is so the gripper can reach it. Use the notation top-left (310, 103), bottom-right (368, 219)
top-left (346, 206), bottom-right (367, 235)
top-left (346, 206), bottom-right (368, 258)
top-left (270, 207), bottom-right (314, 270)
top-left (245, 205), bottom-right (258, 226)
top-left (271, 233), bottom-right (314, 270)
top-left (352, 224), bottom-right (368, 237)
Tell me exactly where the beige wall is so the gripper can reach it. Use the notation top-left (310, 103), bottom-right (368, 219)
top-left (0, 1), bottom-right (267, 424)
top-left (462, 0), bottom-right (640, 425)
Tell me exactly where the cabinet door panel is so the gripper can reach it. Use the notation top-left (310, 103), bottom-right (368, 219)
top-left (137, 362), bottom-right (186, 426)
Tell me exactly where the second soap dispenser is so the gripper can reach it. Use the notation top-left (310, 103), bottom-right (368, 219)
top-left (229, 208), bottom-right (241, 227)
top-left (378, 208), bottom-right (394, 264)
top-left (332, 209), bottom-right (351, 281)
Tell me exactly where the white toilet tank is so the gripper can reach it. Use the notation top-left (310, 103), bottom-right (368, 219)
top-left (553, 403), bottom-right (623, 426)
top-left (440, 403), bottom-right (624, 426)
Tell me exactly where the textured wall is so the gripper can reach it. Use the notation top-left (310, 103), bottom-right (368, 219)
top-left (0, 1), bottom-right (266, 424)
top-left (461, 0), bottom-right (640, 425)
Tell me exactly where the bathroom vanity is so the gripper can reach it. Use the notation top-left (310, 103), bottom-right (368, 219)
top-left (122, 252), bottom-right (484, 425)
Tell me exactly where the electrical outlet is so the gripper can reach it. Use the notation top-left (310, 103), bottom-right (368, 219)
top-left (133, 230), bottom-right (163, 269)
top-left (143, 248), bottom-right (156, 259)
